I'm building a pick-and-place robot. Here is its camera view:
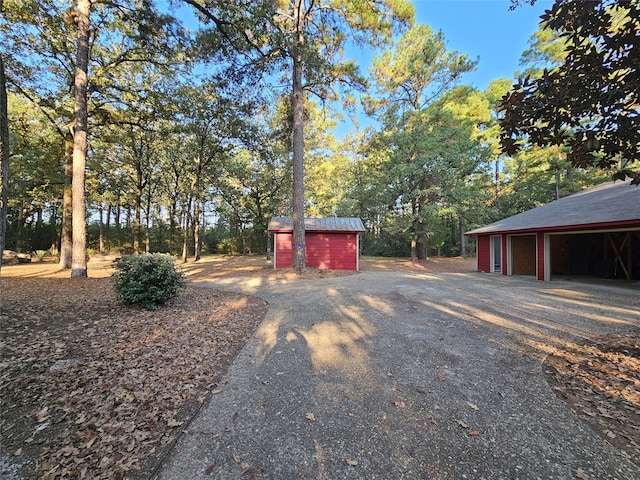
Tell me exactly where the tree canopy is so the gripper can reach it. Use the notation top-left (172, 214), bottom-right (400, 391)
top-left (500, 0), bottom-right (640, 185)
top-left (1, 0), bottom-right (620, 278)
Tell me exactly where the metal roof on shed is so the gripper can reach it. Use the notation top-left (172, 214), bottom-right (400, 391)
top-left (466, 181), bottom-right (640, 235)
top-left (268, 217), bottom-right (365, 233)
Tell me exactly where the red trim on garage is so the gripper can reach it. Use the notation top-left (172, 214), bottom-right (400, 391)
top-left (536, 232), bottom-right (545, 281)
top-left (477, 235), bottom-right (490, 272)
top-left (501, 235), bottom-right (508, 275)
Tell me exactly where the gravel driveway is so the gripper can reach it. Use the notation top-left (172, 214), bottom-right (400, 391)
top-left (156, 270), bottom-right (639, 479)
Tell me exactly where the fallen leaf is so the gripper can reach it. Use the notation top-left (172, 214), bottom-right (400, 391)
top-left (346, 458), bottom-right (358, 466)
top-left (437, 374), bottom-right (446, 381)
top-left (240, 462), bottom-right (250, 469)
top-left (233, 454), bottom-right (241, 464)
top-left (466, 401), bottom-right (479, 411)
top-left (393, 401), bottom-right (405, 409)
top-left (167, 419), bottom-right (183, 427)
top-left (35, 406), bottom-right (50, 422)
top-left (468, 430), bottom-right (481, 436)
top-left (597, 407), bottom-right (613, 418)
top-left (529, 371), bottom-right (540, 376)
top-left (14, 448), bottom-right (22, 456)
top-left (98, 456), bottom-right (112, 469)
top-left (575, 467), bottom-right (589, 479)
top-left (211, 389), bottom-right (223, 395)
top-left (83, 436), bottom-right (97, 449)
top-left (305, 412), bottom-right (316, 422)
top-left (457, 420), bottom-right (469, 428)
top-left (204, 464), bottom-right (216, 475)
top-left (61, 445), bottom-right (78, 457)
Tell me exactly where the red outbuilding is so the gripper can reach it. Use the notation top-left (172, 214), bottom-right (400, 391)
top-left (465, 181), bottom-right (640, 282)
top-left (268, 217), bottom-right (366, 271)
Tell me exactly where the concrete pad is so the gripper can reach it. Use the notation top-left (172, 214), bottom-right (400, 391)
top-left (155, 271), bottom-right (639, 479)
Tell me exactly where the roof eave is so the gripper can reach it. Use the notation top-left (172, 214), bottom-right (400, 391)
top-left (466, 219), bottom-right (640, 236)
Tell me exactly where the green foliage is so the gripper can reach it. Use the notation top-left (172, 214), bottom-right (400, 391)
top-left (112, 254), bottom-right (185, 309)
top-left (501, 0), bottom-right (640, 184)
top-left (216, 237), bottom-right (239, 255)
top-left (368, 24), bottom-right (477, 119)
top-left (518, 27), bottom-right (567, 78)
top-left (361, 231), bottom-right (410, 257)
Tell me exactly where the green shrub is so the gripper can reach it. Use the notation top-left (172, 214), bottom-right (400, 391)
top-left (216, 237), bottom-right (238, 254)
top-left (112, 254), bottom-right (185, 309)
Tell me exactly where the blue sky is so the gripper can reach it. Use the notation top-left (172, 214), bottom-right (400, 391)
top-left (177, 1), bottom-right (553, 92)
top-left (413, 0), bottom-right (555, 90)
top-left (173, 1), bottom-right (555, 135)
top-left (334, 0), bottom-right (555, 135)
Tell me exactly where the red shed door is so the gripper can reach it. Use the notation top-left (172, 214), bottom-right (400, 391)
top-left (275, 232), bottom-right (293, 268)
top-left (306, 233), bottom-right (358, 270)
top-left (477, 235), bottom-right (490, 273)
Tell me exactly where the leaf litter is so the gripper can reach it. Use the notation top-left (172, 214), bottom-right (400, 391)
top-left (0, 275), bottom-right (267, 479)
top-left (2, 257), bottom-right (637, 475)
top-left (544, 331), bottom-right (640, 464)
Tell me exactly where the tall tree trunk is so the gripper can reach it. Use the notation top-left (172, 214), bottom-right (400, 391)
top-left (98, 204), bottom-right (105, 253)
top-left (566, 165), bottom-right (573, 183)
top-left (0, 54), bottom-right (9, 278)
top-left (71, 0), bottom-right (90, 278)
top-left (16, 205), bottom-right (26, 251)
top-left (291, 21), bottom-right (306, 272)
top-left (459, 218), bottom-right (466, 257)
top-left (410, 201), bottom-right (419, 262)
top-left (144, 200), bottom-right (151, 254)
top-left (169, 202), bottom-right (176, 252)
top-left (49, 204), bottom-right (59, 256)
top-left (416, 194), bottom-right (428, 260)
top-left (144, 176), bottom-right (154, 253)
top-left (59, 134), bottom-right (73, 268)
top-left (36, 207), bottom-right (43, 239)
top-left (133, 189), bottom-right (142, 254)
top-left (115, 202), bottom-right (121, 230)
top-left (182, 195), bottom-right (192, 263)
top-left (145, 216), bottom-right (150, 253)
top-left (410, 234), bottom-right (417, 263)
top-left (417, 232), bottom-right (428, 260)
top-left (193, 196), bottom-right (201, 261)
top-left (253, 194), bottom-right (267, 254)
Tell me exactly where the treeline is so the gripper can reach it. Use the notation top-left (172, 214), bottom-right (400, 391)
top-left (2, 1), bottom-right (617, 266)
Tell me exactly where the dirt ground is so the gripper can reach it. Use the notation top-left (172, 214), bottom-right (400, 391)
top-left (1, 255), bottom-right (638, 478)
